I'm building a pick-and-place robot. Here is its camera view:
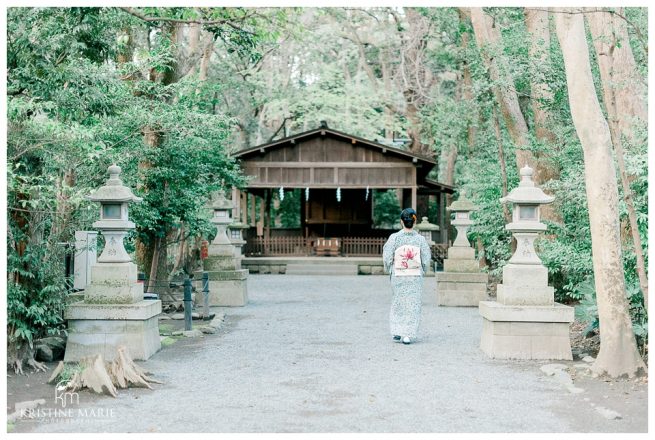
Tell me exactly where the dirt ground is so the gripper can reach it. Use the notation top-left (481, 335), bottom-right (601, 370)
top-left (5, 275), bottom-right (649, 433)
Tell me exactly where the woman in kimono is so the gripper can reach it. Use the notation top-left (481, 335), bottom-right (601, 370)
top-left (382, 208), bottom-right (432, 345)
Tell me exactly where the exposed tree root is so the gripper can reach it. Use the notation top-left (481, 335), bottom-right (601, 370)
top-left (48, 345), bottom-right (161, 397)
top-left (7, 343), bottom-right (48, 375)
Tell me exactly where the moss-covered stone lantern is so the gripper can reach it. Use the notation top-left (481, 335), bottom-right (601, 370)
top-left (86, 164), bottom-right (142, 264)
top-left (64, 164), bottom-right (161, 362)
top-left (415, 216), bottom-right (440, 245)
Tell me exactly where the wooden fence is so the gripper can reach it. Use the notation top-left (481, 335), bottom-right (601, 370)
top-left (244, 236), bottom-right (449, 264)
top-left (243, 236), bottom-right (312, 257)
top-left (341, 237), bottom-right (386, 256)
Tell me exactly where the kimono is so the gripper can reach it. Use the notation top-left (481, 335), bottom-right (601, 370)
top-left (382, 230), bottom-right (432, 339)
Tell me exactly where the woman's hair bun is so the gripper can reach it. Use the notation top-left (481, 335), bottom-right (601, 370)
top-left (400, 208), bottom-right (417, 228)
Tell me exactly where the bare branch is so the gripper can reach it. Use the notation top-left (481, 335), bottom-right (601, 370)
top-left (119, 7), bottom-right (257, 36)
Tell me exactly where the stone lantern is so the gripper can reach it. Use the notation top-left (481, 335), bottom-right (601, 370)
top-left (502, 167), bottom-right (553, 263)
top-left (64, 165), bottom-right (161, 361)
top-left (415, 216), bottom-right (440, 245)
top-left (227, 221), bottom-right (249, 258)
top-left (436, 191), bottom-right (488, 307)
top-left (195, 190), bottom-right (249, 306)
top-left (209, 190), bottom-right (235, 256)
top-left (447, 191), bottom-right (477, 248)
top-left (479, 164), bottom-right (573, 359)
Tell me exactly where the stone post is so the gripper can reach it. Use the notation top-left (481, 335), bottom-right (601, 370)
top-left (64, 165), bottom-right (161, 362)
top-left (415, 216), bottom-right (439, 276)
top-left (436, 192), bottom-right (488, 306)
top-left (73, 231), bottom-right (98, 291)
top-left (479, 165), bottom-right (574, 359)
top-left (195, 190), bottom-right (249, 306)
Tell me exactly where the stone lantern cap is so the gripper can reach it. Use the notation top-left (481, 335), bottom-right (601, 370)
top-left (500, 164), bottom-right (554, 205)
top-left (228, 221), bottom-right (249, 229)
top-left (415, 216), bottom-right (440, 231)
top-left (211, 190), bottom-right (234, 210)
top-left (86, 165), bottom-right (142, 203)
top-left (447, 191), bottom-right (478, 212)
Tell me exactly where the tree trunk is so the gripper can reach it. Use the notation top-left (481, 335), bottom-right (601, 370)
top-left (605, 104), bottom-right (649, 309)
top-left (585, 7), bottom-right (647, 142)
top-left (524, 9), bottom-right (556, 144)
top-left (554, 9), bottom-right (645, 378)
top-left (469, 7), bottom-right (534, 171)
top-left (524, 8), bottom-right (562, 224)
top-left (585, 8), bottom-right (648, 307)
top-left (493, 107), bottom-right (511, 224)
top-left (459, 10), bottom-right (477, 155)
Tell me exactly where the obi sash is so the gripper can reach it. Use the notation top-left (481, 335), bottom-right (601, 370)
top-left (393, 244), bottom-right (422, 276)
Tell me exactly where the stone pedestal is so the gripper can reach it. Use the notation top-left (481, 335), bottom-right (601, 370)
top-left (64, 300), bottom-right (161, 362)
top-left (437, 246), bottom-right (488, 306)
top-left (479, 260), bottom-right (574, 360)
top-left (196, 255), bottom-right (249, 306)
top-left (207, 269), bottom-right (249, 306)
top-left (479, 302), bottom-right (574, 360)
top-left (66, 260), bottom-right (161, 361)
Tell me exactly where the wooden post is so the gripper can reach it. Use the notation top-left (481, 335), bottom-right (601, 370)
top-left (258, 193), bottom-right (265, 237)
top-left (232, 187), bottom-right (240, 224)
top-left (250, 193), bottom-right (256, 227)
top-left (240, 191), bottom-right (247, 224)
top-left (439, 192), bottom-right (449, 245)
top-left (411, 186), bottom-right (417, 210)
top-left (396, 188), bottom-right (403, 207)
top-left (264, 189), bottom-right (271, 240)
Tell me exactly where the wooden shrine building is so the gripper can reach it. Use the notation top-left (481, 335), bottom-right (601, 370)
top-left (231, 124), bottom-right (455, 257)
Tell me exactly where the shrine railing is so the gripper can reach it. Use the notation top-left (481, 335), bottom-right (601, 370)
top-left (244, 236), bottom-right (449, 261)
top-left (340, 237), bottom-right (386, 256)
top-left (243, 236), bottom-right (312, 257)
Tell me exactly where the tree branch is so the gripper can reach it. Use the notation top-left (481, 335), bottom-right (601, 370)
top-left (119, 7), bottom-right (257, 35)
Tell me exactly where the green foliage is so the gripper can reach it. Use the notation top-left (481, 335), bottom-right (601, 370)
top-left (574, 276), bottom-right (648, 351)
top-left (6, 7), bottom-right (256, 349)
top-left (373, 190), bottom-right (401, 229)
top-left (275, 189), bottom-right (301, 228)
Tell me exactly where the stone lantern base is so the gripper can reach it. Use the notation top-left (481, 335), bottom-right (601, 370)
top-left (479, 301), bottom-right (574, 360)
top-left (206, 270), bottom-right (249, 306)
top-left (64, 300), bottom-right (162, 362)
top-left (195, 255), bottom-right (249, 307)
top-left (436, 246), bottom-right (488, 307)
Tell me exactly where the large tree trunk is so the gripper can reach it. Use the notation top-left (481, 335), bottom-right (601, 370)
top-left (585, 7), bottom-right (647, 141)
top-left (469, 7), bottom-right (534, 171)
top-left (554, 9), bottom-right (645, 378)
top-left (585, 8), bottom-right (648, 307)
top-left (524, 8), bottom-right (561, 223)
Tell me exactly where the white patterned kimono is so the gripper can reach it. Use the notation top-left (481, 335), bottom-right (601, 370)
top-left (382, 230), bottom-right (432, 339)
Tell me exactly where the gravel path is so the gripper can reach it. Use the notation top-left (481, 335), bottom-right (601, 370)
top-left (19, 274), bottom-right (645, 432)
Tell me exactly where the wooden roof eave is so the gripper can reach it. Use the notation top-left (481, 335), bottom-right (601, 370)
top-left (233, 127), bottom-right (437, 167)
top-left (420, 178), bottom-right (457, 194)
